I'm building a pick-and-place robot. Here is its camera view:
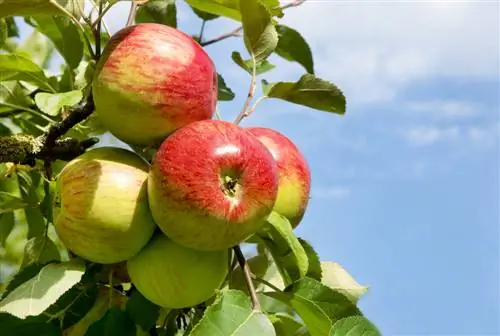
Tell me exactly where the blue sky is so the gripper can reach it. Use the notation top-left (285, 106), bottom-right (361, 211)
top-left (17, 1), bottom-right (500, 334)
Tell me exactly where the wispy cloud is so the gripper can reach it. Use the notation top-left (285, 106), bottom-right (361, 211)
top-left (404, 123), bottom-right (499, 147)
top-left (404, 126), bottom-right (460, 146)
top-left (406, 100), bottom-right (480, 119)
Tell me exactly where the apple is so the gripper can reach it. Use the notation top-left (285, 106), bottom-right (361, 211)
top-left (126, 234), bottom-right (229, 309)
top-left (246, 127), bottom-right (311, 228)
top-left (53, 147), bottom-right (156, 264)
top-left (148, 119), bottom-right (279, 251)
top-left (92, 23), bottom-right (218, 147)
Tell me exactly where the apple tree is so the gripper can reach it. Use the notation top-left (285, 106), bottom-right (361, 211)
top-left (0, 0), bottom-right (382, 335)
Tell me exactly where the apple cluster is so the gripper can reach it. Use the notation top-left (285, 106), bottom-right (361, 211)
top-left (52, 23), bottom-right (311, 309)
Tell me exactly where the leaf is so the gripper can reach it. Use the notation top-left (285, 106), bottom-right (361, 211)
top-left (0, 313), bottom-right (60, 336)
top-left (1, 263), bottom-right (45, 300)
top-left (0, 54), bottom-right (54, 92)
top-left (320, 262), bottom-right (369, 304)
top-left (0, 211), bottom-right (15, 245)
top-left (258, 211), bottom-right (309, 286)
top-left (0, 0), bottom-right (83, 19)
top-left (15, 29), bottom-right (54, 69)
top-left (266, 277), bottom-right (362, 336)
top-left (0, 19), bottom-right (7, 46)
top-left (262, 74), bottom-right (346, 114)
top-left (184, 0), bottom-right (240, 21)
top-left (0, 191), bottom-right (28, 213)
top-left (21, 236), bottom-right (61, 267)
top-left (0, 259), bottom-right (86, 319)
top-left (330, 315), bottom-right (381, 336)
top-left (229, 253), bottom-right (269, 294)
top-left (231, 51), bottom-right (275, 75)
top-left (275, 25), bottom-right (314, 74)
top-left (126, 289), bottom-right (160, 331)
top-left (240, 0), bottom-right (278, 62)
top-left (34, 90), bottom-right (82, 116)
top-left (86, 307), bottom-right (136, 336)
top-left (189, 289), bottom-right (276, 336)
top-left (191, 6), bottom-right (219, 21)
top-left (136, 0), bottom-right (177, 28)
top-left (217, 73), bottom-right (234, 101)
top-left (299, 238), bottom-right (322, 281)
top-left (269, 313), bottom-right (305, 336)
top-left (32, 16), bottom-right (84, 69)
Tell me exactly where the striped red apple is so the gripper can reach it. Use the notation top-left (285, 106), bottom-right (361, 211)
top-left (92, 23), bottom-right (218, 146)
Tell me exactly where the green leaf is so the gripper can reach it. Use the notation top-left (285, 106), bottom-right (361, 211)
top-left (21, 236), bottom-right (61, 267)
top-left (184, 0), bottom-right (240, 21)
top-left (5, 17), bottom-right (19, 38)
top-left (0, 211), bottom-right (15, 245)
top-left (299, 238), bottom-right (322, 281)
top-left (0, 259), bottom-right (86, 319)
top-left (240, 0), bottom-right (278, 62)
top-left (269, 313), bottom-right (305, 336)
top-left (0, 263), bottom-right (45, 300)
top-left (275, 24), bottom-right (314, 74)
top-left (191, 6), bottom-right (219, 20)
top-left (0, 0), bottom-right (83, 19)
top-left (0, 19), bottom-right (7, 46)
top-left (320, 262), bottom-right (369, 304)
top-left (231, 51), bottom-right (275, 75)
top-left (262, 74), bottom-right (346, 114)
top-left (330, 315), bottom-right (381, 336)
top-left (229, 253), bottom-right (269, 294)
top-left (189, 289), bottom-right (276, 335)
top-left (0, 313), bottom-right (60, 336)
top-left (266, 277), bottom-right (362, 336)
top-left (32, 16), bottom-right (84, 69)
top-left (258, 211), bottom-right (309, 286)
top-left (34, 90), bottom-right (82, 116)
top-left (15, 29), bottom-right (54, 69)
top-left (217, 73), bottom-right (235, 101)
top-left (86, 307), bottom-right (136, 336)
top-left (126, 289), bottom-right (160, 331)
top-left (0, 54), bottom-right (54, 92)
top-left (0, 192), bottom-right (28, 213)
top-left (136, 0), bottom-right (177, 28)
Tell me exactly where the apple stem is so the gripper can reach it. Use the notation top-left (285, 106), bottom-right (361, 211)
top-left (233, 245), bottom-right (262, 311)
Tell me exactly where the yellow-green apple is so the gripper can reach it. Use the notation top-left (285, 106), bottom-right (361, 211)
top-left (147, 120), bottom-right (279, 251)
top-left (53, 147), bottom-right (156, 264)
top-left (127, 234), bottom-right (228, 309)
top-left (246, 127), bottom-right (311, 228)
top-left (92, 23), bottom-right (218, 146)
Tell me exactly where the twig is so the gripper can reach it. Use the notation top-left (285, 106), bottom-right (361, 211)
top-left (199, 20), bottom-right (207, 43)
top-left (234, 55), bottom-right (256, 125)
top-left (201, 0), bottom-right (306, 47)
top-left (126, 1), bottom-right (138, 27)
top-left (252, 275), bottom-right (282, 293)
top-left (93, 1), bottom-right (104, 60)
top-left (233, 245), bottom-right (261, 311)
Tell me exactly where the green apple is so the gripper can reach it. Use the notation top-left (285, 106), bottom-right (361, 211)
top-left (53, 147), bottom-right (156, 264)
top-left (127, 234), bottom-right (229, 309)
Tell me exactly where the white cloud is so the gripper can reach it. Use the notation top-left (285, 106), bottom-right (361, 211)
top-left (406, 100), bottom-right (481, 119)
top-left (280, 1), bottom-right (499, 104)
top-left (405, 125), bottom-right (460, 145)
top-left (404, 123), bottom-right (499, 147)
top-left (312, 186), bottom-right (351, 199)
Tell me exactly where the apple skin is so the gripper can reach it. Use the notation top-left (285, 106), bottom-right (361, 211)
top-left (53, 147), bottom-right (157, 264)
top-left (246, 127), bottom-right (311, 228)
top-left (148, 120), bottom-right (279, 251)
top-left (92, 23), bottom-right (218, 146)
top-left (126, 234), bottom-right (228, 309)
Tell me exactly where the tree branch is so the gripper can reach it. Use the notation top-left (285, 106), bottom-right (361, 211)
top-left (126, 1), bottom-right (138, 27)
top-left (234, 54), bottom-right (256, 125)
top-left (233, 245), bottom-right (261, 311)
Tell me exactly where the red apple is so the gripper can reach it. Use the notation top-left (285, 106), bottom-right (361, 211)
top-left (148, 120), bottom-right (279, 251)
top-left (92, 23), bottom-right (218, 146)
top-left (246, 127), bottom-right (311, 228)
top-left (53, 147), bottom-right (157, 264)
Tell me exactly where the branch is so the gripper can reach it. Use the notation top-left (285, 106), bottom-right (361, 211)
top-left (126, 1), bottom-right (138, 27)
top-left (233, 245), bottom-right (261, 311)
top-left (201, 0), bottom-right (306, 47)
top-left (234, 55), bottom-right (256, 125)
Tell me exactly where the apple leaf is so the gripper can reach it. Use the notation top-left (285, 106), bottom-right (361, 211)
top-left (0, 54), bottom-right (55, 92)
top-left (21, 236), bottom-right (61, 267)
top-left (184, 0), bottom-right (240, 21)
top-left (269, 313), bottom-right (305, 336)
top-left (229, 253), bottom-right (269, 294)
top-left (31, 16), bottom-right (84, 69)
top-left (217, 73), bottom-right (235, 101)
top-left (330, 315), bottom-right (381, 336)
top-left (126, 289), bottom-right (160, 331)
top-left (320, 262), bottom-right (369, 304)
top-left (188, 289), bottom-right (276, 335)
top-left (0, 259), bottom-right (86, 319)
top-left (15, 29), bottom-right (54, 69)
top-left (136, 0), bottom-right (177, 28)
top-left (0, 19), bottom-right (7, 46)
top-left (0, 263), bottom-right (45, 300)
top-left (239, 0), bottom-right (278, 62)
top-left (191, 6), bottom-right (220, 21)
top-left (232, 51), bottom-right (276, 75)
top-left (265, 277), bottom-right (363, 336)
top-left (0, 212), bottom-right (15, 245)
top-left (0, 0), bottom-right (83, 19)
top-left (0, 313), bottom-right (60, 336)
top-left (258, 211), bottom-right (309, 286)
top-left (299, 238), bottom-right (322, 281)
top-left (0, 191), bottom-right (28, 213)
top-left (262, 74), bottom-right (346, 114)
top-left (62, 290), bottom-right (110, 336)
top-left (86, 307), bottom-right (136, 336)
top-left (34, 90), bottom-right (82, 116)
top-left (275, 24), bottom-right (314, 74)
